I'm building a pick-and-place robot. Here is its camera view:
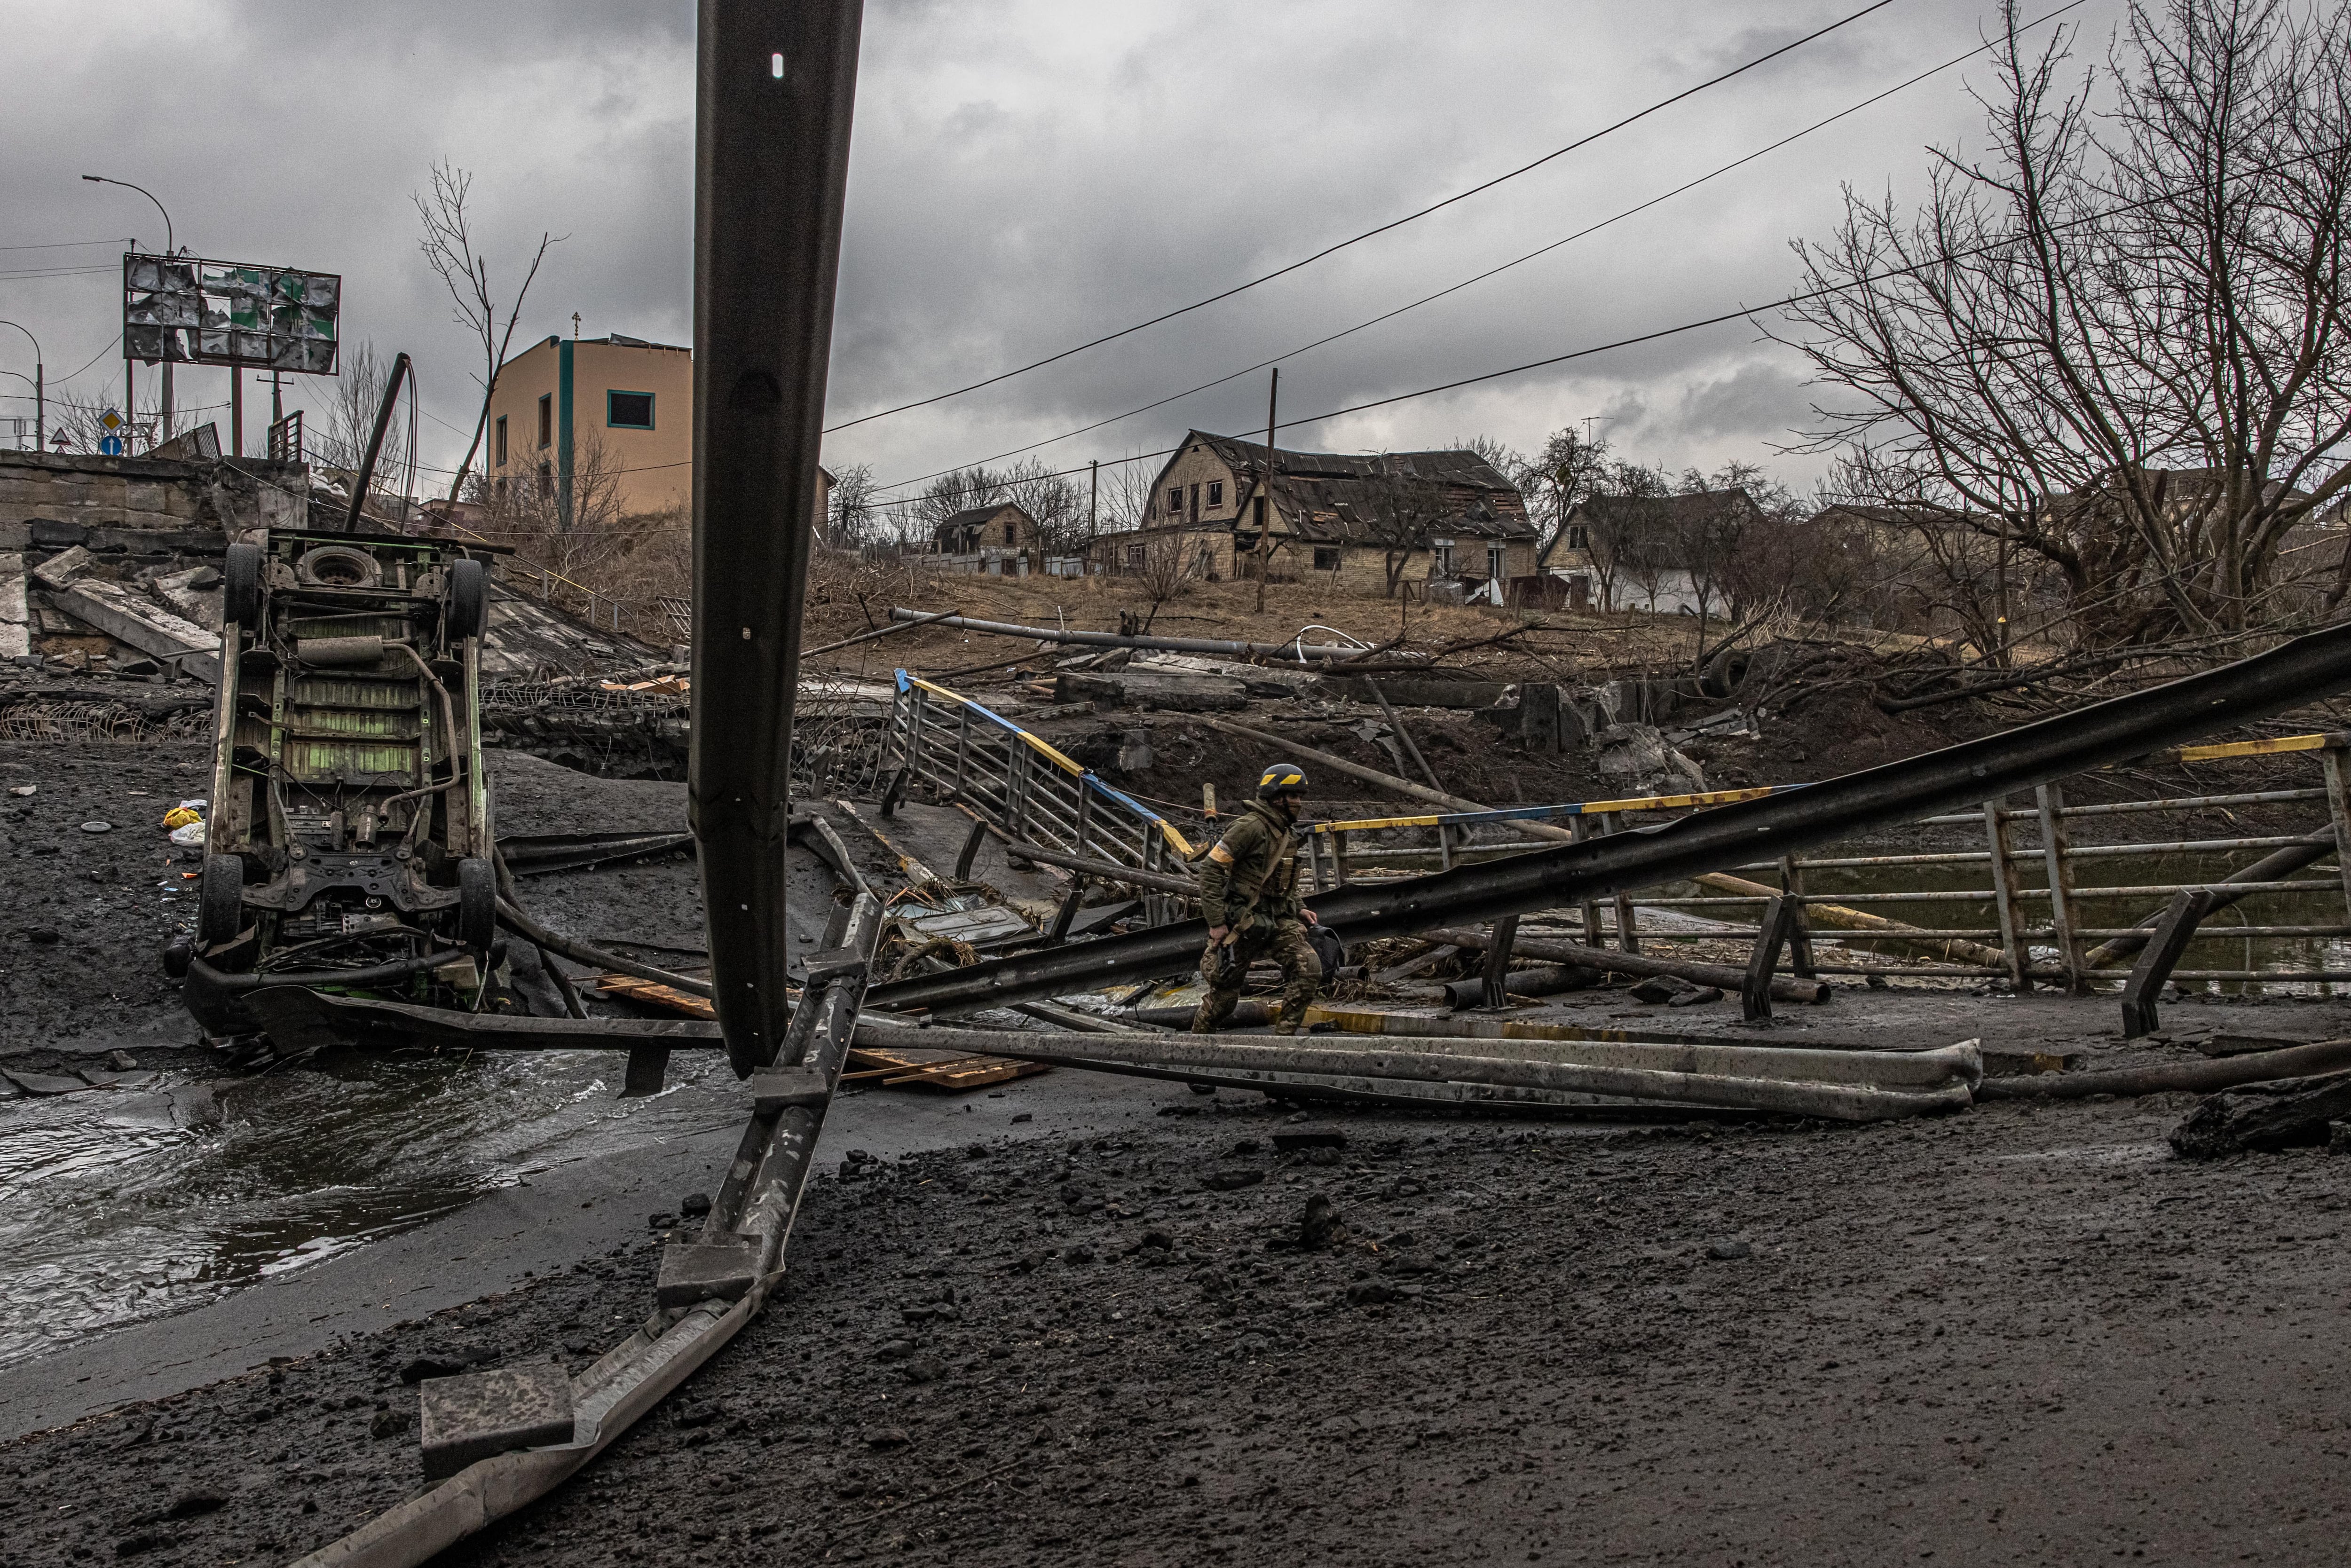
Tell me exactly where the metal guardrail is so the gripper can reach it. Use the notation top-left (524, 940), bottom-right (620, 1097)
top-left (880, 671), bottom-right (1196, 921)
top-left (1304, 735), bottom-right (2351, 1025)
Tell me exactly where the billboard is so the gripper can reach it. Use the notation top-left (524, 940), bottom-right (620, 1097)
top-left (123, 253), bottom-right (340, 374)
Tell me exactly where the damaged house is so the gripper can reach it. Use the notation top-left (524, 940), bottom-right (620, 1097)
top-left (927, 501), bottom-right (1042, 575)
top-left (1098, 431), bottom-right (1539, 600)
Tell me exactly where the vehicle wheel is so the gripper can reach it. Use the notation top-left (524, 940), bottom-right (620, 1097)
top-left (457, 857), bottom-right (497, 952)
top-left (223, 543), bottom-right (264, 628)
top-left (198, 854), bottom-right (246, 948)
top-left (447, 558), bottom-right (487, 641)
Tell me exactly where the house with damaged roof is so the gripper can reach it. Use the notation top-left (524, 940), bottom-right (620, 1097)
top-left (1097, 430), bottom-right (1540, 600)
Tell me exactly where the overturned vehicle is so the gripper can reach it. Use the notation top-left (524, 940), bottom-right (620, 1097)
top-left (176, 530), bottom-right (504, 1033)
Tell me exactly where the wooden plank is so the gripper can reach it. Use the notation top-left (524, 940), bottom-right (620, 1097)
top-left (597, 976), bottom-right (717, 1019)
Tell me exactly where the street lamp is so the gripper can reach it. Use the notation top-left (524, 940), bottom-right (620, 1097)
top-left (0, 322), bottom-right (43, 453)
top-left (81, 174), bottom-right (177, 443)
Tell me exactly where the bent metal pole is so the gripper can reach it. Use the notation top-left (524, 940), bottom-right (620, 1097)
top-left (694, 0), bottom-right (864, 1076)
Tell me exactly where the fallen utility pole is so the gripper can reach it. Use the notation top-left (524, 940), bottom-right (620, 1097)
top-left (1426, 924), bottom-right (1826, 1004)
top-left (856, 1019), bottom-right (1973, 1122)
top-left (888, 607), bottom-right (1369, 662)
top-left (867, 620), bottom-right (2351, 1017)
top-left (805, 607), bottom-right (956, 658)
top-left (1193, 713), bottom-right (2010, 969)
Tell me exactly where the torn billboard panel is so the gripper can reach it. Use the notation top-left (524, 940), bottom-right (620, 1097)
top-left (122, 253), bottom-right (340, 373)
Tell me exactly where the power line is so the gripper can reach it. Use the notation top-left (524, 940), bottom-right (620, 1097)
top-left (0, 236), bottom-right (132, 252)
top-left (820, 0), bottom-right (1901, 436)
top-left (857, 133), bottom-right (2351, 517)
top-left (866, 0), bottom-right (2086, 500)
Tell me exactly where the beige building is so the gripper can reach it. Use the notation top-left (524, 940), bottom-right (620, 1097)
top-left (486, 333), bottom-right (694, 521)
top-left (1098, 431), bottom-right (1538, 598)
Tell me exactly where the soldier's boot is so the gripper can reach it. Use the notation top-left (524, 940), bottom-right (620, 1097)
top-left (1191, 984), bottom-right (1244, 1034)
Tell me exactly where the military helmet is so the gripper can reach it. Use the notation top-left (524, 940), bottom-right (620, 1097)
top-left (1256, 764), bottom-right (1309, 799)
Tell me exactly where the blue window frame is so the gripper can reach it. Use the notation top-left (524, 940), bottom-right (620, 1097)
top-left (607, 390), bottom-right (655, 430)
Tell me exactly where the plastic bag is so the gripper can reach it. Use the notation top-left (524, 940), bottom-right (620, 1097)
top-left (163, 805), bottom-right (203, 831)
top-left (168, 821), bottom-right (208, 847)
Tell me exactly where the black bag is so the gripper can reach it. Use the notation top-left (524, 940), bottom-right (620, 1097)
top-left (1307, 922), bottom-right (1345, 976)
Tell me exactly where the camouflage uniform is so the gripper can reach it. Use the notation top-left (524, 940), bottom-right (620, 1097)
top-left (1191, 798), bottom-right (1323, 1034)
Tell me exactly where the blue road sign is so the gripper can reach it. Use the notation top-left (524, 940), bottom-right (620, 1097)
top-left (97, 435), bottom-right (124, 456)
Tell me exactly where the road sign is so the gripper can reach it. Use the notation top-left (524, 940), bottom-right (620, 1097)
top-left (99, 408), bottom-right (122, 431)
top-left (98, 435), bottom-right (124, 456)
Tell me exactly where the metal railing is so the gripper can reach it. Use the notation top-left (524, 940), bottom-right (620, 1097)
top-left (879, 671), bottom-right (1197, 921)
top-left (1301, 735), bottom-right (2351, 1022)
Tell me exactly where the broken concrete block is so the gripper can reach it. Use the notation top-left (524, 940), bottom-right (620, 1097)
top-left (655, 1236), bottom-right (761, 1309)
top-left (48, 579), bottom-right (217, 682)
top-left (418, 1362), bottom-right (576, 1482)
top-left (30, 545), bottom-right (93, 591)
top-left (0, 554), bottom-right (26, 662)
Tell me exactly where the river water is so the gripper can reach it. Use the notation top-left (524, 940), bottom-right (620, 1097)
top-left (0, 1048), bottom-right (743, 1372)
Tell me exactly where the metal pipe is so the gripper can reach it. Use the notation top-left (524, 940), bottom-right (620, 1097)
top-left (855, 1020), bottom-right (1972, 1122)
top-left (189, 946), bottom-right (493, 995)
top-left (692, 0), bottom-right (864, 1076)
top-left (890, 607), bottom-right (1366, 661)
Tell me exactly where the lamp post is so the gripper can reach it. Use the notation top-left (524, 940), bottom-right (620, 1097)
top-left (81, 175), bottom-right (177, 445)
top-left (0, 323), bottom-right (42, 452)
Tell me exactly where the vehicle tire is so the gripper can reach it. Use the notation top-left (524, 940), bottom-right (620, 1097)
top-left (457, 857), bottom-right (497, 953)
top-left (198, 854), bottom-right (245, 948)
top-left (1700, 645), bottom-right (1747, 703)
top-left (223, 543), bottom-right (264, 628)
top-left (447, 558), bottom-right (487, 641)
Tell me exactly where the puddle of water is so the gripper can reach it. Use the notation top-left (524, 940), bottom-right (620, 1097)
top-left (0, 1048), bottom-right (742, 1371)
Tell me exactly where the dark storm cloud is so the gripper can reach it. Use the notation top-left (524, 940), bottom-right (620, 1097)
top-left (0, 0), bottom-right (2125, 497)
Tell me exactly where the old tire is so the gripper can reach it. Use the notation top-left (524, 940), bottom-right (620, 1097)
top-left (223, 543), bottom-right (264, 628)
top-left (198, 854), bottom-right (245, 948)
top-left (447, 558), bottom-right (487, 641)
top-left (457, 857), bottom-right (497, 953)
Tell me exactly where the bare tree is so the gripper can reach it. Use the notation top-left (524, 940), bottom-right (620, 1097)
top-left (1357, 456), bottom-right (1453, 598)
top-left (1099, 451), bottom-right (1160, 533)
top-left (1000, 456), bottom-right (1086, 552)
top-left (1522, 426), bottom-right (1611, 564)
top-left (415, 160), bottom-right (561, 504)
top-left (912, 466), bottom-right (1006, 537)
top-left (825, 461), bottom-right (877, 549)
top-left (1779, 0), bottom-right (2351, 650)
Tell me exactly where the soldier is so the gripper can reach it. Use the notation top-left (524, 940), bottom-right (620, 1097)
top-left (1192, 763), bottom-right (1325, 1035)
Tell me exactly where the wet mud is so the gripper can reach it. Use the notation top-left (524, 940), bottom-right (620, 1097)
top-left (10, 1090), bottom-right (2351, 1566)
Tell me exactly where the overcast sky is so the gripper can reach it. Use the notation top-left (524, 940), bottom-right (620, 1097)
top-left (0, 0), bottom-right (2127, 507)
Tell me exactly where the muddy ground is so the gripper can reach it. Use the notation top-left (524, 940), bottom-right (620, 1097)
top-left (9, 1090), bottom-right (2351, 1567)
